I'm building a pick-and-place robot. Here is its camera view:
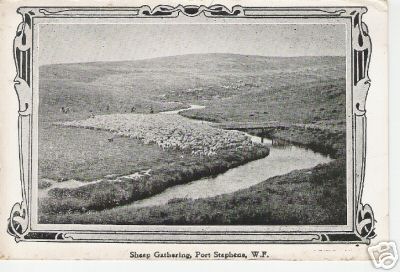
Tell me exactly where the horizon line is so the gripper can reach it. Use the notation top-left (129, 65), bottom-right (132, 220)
top-left (40, 53), bottom-right (346, 67)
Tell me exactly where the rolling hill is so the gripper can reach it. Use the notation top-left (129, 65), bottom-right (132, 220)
top-left (39, 53), bottom-right (346, 124)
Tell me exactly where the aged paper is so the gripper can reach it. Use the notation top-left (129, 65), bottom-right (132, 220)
top-left (0, 0), bottom-right (388, 260)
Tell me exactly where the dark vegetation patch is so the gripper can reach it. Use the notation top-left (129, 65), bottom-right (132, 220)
top-left (38, 179), bottom-right (53, 190)
top-left (241, 126), bottom-right (346, 159)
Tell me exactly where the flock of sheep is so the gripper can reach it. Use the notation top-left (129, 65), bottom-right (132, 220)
top-left (59, 113), bottom-right (256, 156)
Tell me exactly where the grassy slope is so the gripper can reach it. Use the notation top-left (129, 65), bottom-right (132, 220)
top-left (39, 54), bottom-right (345, 120)
top-left (180, 79), bottom-right (346, 125)
top-left (39, 126), bottom-right (184, 181)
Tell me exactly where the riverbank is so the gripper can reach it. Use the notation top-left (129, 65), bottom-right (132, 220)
top-left (123, 132), bottom-right (332, 209)
top-left (39, 105), bottom-right (273, 216)
top-left (39, 136), bottom-right (269, 216)
top-left (241, 124), bottom-right (345, 159)
top-left (40, 159), bottom-right (346, 225)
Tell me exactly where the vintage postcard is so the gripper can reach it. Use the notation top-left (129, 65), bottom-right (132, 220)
top-left (0, 0), bottom-right (389, 261)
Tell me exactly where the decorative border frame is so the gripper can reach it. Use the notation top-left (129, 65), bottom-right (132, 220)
top-left (7, 5), bottom-right (375, 244)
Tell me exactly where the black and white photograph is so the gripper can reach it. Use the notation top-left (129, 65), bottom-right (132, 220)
top-left (37, 22), bottom-right (348, 226)
top-left (0, 3), bottom-right (390, 256)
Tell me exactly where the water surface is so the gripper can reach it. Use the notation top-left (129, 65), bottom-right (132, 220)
top-left (131, 124), bottom-right (332, 208)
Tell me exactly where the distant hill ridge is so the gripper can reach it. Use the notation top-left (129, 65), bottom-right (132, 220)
top-left (38, 52), bottom-right (346, 120)
top-left (40, 53), bottom-right (345, 68)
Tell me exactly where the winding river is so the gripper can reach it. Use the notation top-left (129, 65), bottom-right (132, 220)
top-left (130, 105), bottom-right (332, 208)
top-left (42, 105), bottom-right (332, 208)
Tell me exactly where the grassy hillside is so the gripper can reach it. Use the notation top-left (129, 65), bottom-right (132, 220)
top-left (39, 54), bottom-right (345, 121)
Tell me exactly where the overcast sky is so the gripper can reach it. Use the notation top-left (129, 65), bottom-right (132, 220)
top-left (39, 23), bottom-right (346, 65)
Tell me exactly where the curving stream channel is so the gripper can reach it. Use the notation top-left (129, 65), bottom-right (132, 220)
top-left (130, 105), bottom-right (332, 208)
